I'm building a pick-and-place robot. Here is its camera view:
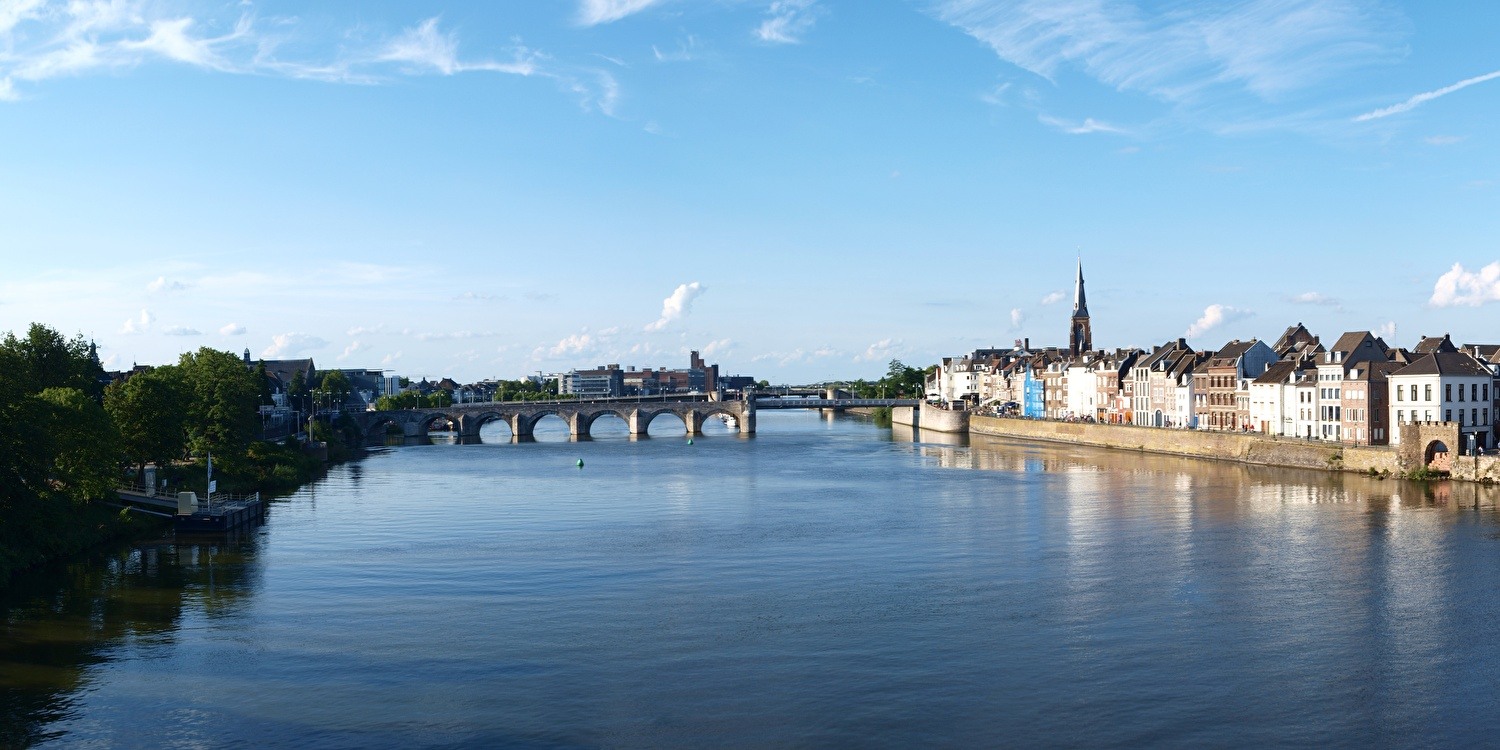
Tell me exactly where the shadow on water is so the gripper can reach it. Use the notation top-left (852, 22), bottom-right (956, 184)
top-left (0, 534), bottom-right (263, 748)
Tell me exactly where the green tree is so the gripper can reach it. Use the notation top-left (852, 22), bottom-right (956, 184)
top-left (36, 387), bottom-right (120, 504)
top-left (178, 347), bottom-right (260, 464)
top-left (105, 366), bottom-right (188, 481)
top-left (2, 323), bottom-right (104, 400)
top-left (320, 369), bottom-right (351, 407)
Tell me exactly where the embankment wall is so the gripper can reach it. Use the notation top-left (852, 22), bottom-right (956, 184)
top-left (970, 416), bottom-right (1403, 476)
top-left (892, 403), bottom-right (969, 433)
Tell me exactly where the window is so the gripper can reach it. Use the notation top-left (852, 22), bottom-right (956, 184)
top-left (1447, 384), bottom-right (1453, 401)
top-left (1460, 385), bottom-right (1467, 402)
top-left (1474, 409), bottom-right (1480, 426)
top-left (1425, 384), bottom-right (1432, 401)
top-left (1397, 411), bottom-right (1404, 424)
top-left (1458, 411), bottom-right (1463, 426)
top-left (1397, 385), bottom-right (1404, 401)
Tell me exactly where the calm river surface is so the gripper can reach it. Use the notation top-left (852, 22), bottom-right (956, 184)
top-left (7, 411), bottom-right (1500, 748)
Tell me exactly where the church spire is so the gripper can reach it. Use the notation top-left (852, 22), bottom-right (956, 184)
top-left (1069, 256), bottom-right (1092, 356)
top-left (1073, 256), bottom-right (1088, 317)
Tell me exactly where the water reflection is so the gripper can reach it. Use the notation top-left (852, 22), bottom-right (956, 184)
top-left (10, 415), bottom-right (1500, 746)
top-left (0, 536), bottom-right (261, 748)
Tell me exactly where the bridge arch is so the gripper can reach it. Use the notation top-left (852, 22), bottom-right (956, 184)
top-left (417, 412), bottom-right (459, 433)
top-left (361, 416), bottom-right (407, 442)
top-left (523, 410), bottom-right (575, 440)
top-left (640, 409), bottom-right (689, 435)
top-left (582, 409), bottom-right (632, 438)
top-left (697, 407), bottom-right (743, 433)
top-left (467, 411), bottom-right (515, 442)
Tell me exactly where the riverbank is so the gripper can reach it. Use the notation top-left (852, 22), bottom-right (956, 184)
top-left (969, 415), bottom-right (1500, 483)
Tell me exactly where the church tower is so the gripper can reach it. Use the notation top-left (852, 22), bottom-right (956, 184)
top-left (1069, 258), bottom-right (1092, 356)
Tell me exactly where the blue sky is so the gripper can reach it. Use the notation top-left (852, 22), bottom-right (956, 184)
top-left (0, 0), bottom-right (1497, 383)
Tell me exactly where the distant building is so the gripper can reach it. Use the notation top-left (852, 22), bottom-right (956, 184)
top-left (561, 365), bottom-right (625, 398)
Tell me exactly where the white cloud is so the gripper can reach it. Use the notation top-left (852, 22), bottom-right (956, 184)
top-left (220, 322), bottom-right (246, 336)
top-left (933, 0), bottom-right (1405, 105)
top-left (338, 341), bottom-right (366, 361)
top-left (1038, 114), bottom-right (1127, 135)
top-left (1376, 321), bottom-right (1397, 340)
top-left (378, 17), bottom-right (535, 76)
top-left (701, 338), bottom-right (732, 357)
top-left (147, 275), bottom-right (188, 293)
top-left (1424, 135), bottom-right (1465, 146)
top-left (1185, 304), bottom-right (1251, 338)
top-left (120, 308), bottom-right (154, 334)
top-left (1355, 69), bottom-right (1500, 122)
top-left (416, 330), bottom-right (497, 341)
top-left (161, 325), bottom-right (201, 336)
top-left (578, 0), bottom-right (661, 25)
top-left (1040, 290), bottom-right (1065, 305)
top-left (381, 351), bottom-right (403, 366)
top-left (756, 0), bottom-right (820, 44)
top-left (857, 338), bottom-right (901, 362)
top-left (262, 332), bottom-right (329, 358)
top-left (1010, 307), bottom-right (1025, 329)
top-left (544, 332), bottom-right (595, 359)
top-left (347, 325), bottom-right (386, 336)
top-left (1429, 262), bottom-right (1500, 307)
top-left (645, 281), bottom-right (705, 331)
top-left (1289, 291), bottom-right (1338, 305)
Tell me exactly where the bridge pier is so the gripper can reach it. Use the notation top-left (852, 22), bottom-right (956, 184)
top-left (511, 413), bottom-right (532, 440)
top-left (627, 409), bottom-right (647, 436)
top-left (567, 412), bottom-right (586, 439)
top-left (684, 411), bottom-right (704, 436)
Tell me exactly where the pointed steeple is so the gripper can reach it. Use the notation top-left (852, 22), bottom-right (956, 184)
top-left (1069, 256), bottom-right (1092, 357)
top-left (1073, 256), bottom-right (1088, 317)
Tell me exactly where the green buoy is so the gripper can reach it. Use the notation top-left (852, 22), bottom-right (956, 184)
top-left (687, 438), bottom-right (694, 445)
top-left (576, 458), bottom-right (584, 468)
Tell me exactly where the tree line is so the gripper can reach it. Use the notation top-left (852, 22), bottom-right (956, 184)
top-left (0, 323), bottom-right (342, 583)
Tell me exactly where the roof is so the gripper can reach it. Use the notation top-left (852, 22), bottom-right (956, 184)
top-left (1253, 360), bottom-right (1299, 384)
top-left (1414, 334), bottom-right (1458, 354)
top-left (1273, 323), bottom-right (1317, 355)
top-left (1391, 352), bottom-right (1492, 378)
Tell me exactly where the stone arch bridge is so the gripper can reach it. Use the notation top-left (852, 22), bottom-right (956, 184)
top-left (348, 396), bottom-right (756, 441)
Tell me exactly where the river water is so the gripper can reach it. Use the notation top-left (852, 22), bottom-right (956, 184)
top-left (6, 411), bottom-right (1500, 748)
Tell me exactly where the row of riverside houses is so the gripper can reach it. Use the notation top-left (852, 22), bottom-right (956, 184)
top-left (926, 261), bottom-right (1500, 453)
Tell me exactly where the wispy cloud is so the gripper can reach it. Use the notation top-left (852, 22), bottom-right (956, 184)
top-left (756, 0), bottom-right (820, 44)
top-left (1009, 307), bottom-right (1025, 329)
top-left (338, 340), bottom-right (366, 361)
top-left (1038, 114), bottom-right (1127, 135)
top-left (856, 338), bottom-right (901, 362)
top-left (932, 0), bottom-right (1405, 108)
top-left (1425, 135), bottom-right (1465, 146)
top-left (578, 0), bottom-right (661, 26)
top-left (645, 281), bottom-right (705, 331)
top-left (1288, 291), bottom-right (1338, 305)
top-left (1429, 261), bottom-right (1500, 307)
top-left (1376, 321), bottom-right (1396, 340)
top-left (219, 322), bottom-right (246, 336)
top-left (378, 17), bottom-right (535, 76)
top-left (161, 325), bottom-right (201, 336)
top-left (262, 332), bottom-right (329, 358)
top-left (1185, 303), bottom-right (1251, 338)
top-left (147, 275), bottom-right (189, 293)
top-left (1040, 290), bottom-right (1064, 305)
top-left (652, 36), bottom-right (698, 63)
top-left (1355, 69), bottom-right (1500, 122)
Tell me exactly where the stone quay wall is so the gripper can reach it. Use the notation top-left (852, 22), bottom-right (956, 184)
top-left (892, 403), bottom-right (970, 433)
top-left (970, 416), bottom-right (1404, 476)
